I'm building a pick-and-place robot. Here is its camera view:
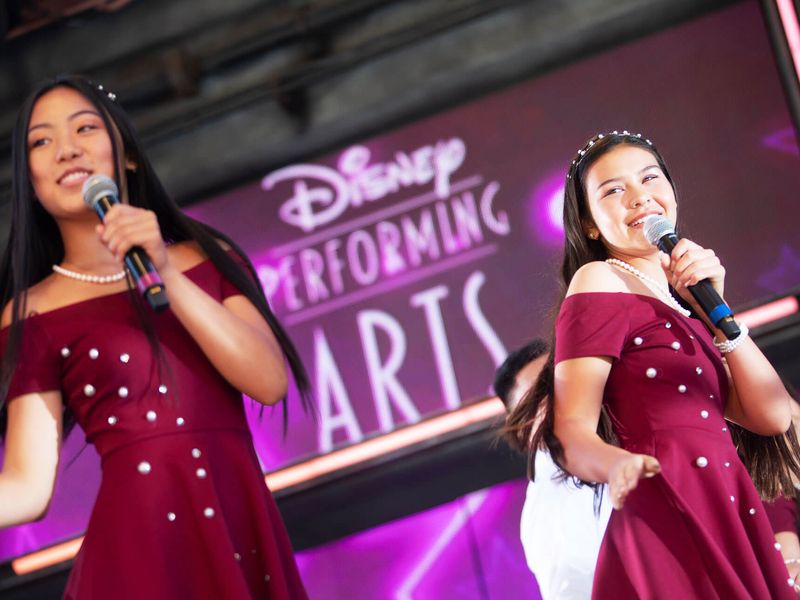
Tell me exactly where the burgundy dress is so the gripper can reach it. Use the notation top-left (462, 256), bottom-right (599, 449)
top-left (3, 258), bottom-right (307, 600)
top-left (555, 292), bottom-right (794, 600)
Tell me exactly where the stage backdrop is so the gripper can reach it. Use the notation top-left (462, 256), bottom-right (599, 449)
top-left (2, 0), bottom-right (799, 571)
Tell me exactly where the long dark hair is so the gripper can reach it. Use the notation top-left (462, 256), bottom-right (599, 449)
top-left (504, 131), bottom-right (800, 501)
top-left (0, 75), bottom-right (311, 425)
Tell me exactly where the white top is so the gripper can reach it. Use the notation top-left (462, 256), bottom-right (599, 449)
top-left (520, 450), bottom-right (612, 600)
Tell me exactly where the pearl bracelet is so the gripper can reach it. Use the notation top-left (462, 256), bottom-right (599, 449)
top-left (712, 322), bottom-right (749, 354)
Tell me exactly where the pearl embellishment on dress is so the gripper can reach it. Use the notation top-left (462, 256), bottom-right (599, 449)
top-left (120, 353), bottom-right (130, 363)
top-left (89, 348), bottom-right (99, 359)
top-left (196, 468), bottom-right (207, 479)
top-left (158, 384), bottom-right (168, 394)
top-left (696, 367), bottom-right (703, 375)
top-left (634, 337), bottom-right (643, 345)
top-left (61, 347), bottom-right (71, 358)
top-left (137, 461), bottom-right (152, 475)
top-left (776, 542), bottom-right (783, 551)
top-left (167, 512), bottom-right (176, 522)
top-left (646, 368), bottom-right (657, 378)
top-left (724, 462), bottom-right (730, 467)
top-left (192, 448), bottom-right (202, 459)
top-left (176, 417), bottom-right (185, 426)
top-left (234, 553), bottom-right (241, 561)
top-left (108, 416), bottom-right (118, 426)
top-left (84, 384), bottom-right (96, 397)
top-left (749, 508), bottom-right (756, 515)
top-left (730, 496), bottom-right (735, 503)
top-left (678, 385), bottom-right (687, 393)
top-left (204, 507), bottom-right (215, 518)
top-left (700, 410), bottom-right (709, 419)
top-left (671, 341), bottom-right (680, 350)
top-left (146, 410), bottom-right (157, 423)
top-left (695, 457), bottom-right (708, 468)
top-left (118, 386), bottom-right (129, 398)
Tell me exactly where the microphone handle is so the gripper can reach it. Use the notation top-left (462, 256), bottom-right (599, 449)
top-left (94, 196), bottom-right (170, 312)
top-left (656, 234), bottom-right (741, 340)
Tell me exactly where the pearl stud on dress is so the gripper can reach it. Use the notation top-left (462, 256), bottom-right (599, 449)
top-left (146, 410), bottom-right (157, 423)
top-left (137, 461), bottom-right (152, 475)
top-left (646, 368), bottom-right (657, 378)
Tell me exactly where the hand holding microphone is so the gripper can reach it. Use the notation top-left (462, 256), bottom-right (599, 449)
top-left (82, 175), bottom-right (170, 312)
top-left (643, 215), bottom-right (740, 340)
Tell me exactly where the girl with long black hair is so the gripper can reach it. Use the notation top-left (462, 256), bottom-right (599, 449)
top-left (0, 75), bottom-right (310, 599)
top-left (506, 131), bottom-right (800, 599)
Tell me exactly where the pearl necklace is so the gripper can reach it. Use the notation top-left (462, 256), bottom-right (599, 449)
top-left (53, 264), bottom-right (127, 284)
top-left (605, 258), bottom-right (691, 317)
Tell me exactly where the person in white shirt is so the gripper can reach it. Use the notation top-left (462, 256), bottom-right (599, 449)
top-left (495, 340), bottom-right (611, 600)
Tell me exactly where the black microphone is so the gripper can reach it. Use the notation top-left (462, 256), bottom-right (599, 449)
top-left (82, 175), bottom-right (170, 312)
top-left (643, 215), bottom-right (739, 340)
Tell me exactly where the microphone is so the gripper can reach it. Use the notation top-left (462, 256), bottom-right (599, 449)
top-left (643, 215), bottom-right (739, 340)
top-left (82, 175), bottom-right (170, 312)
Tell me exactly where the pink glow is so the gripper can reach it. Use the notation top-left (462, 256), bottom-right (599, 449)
top-left (527, 170), bottom-right (567, 245)
top-left (777, 0), bottom-right (800, 84)
top-left (737, 295), bottom-right (799, 329)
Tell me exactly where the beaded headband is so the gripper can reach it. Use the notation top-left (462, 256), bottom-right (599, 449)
top-left (566, 130), bottom-right (652, 180)
top-left (90, 81), bottom-right (117, 102)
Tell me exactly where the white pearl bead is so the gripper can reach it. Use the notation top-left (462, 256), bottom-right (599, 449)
top-left (192, 448), bottom-right (202, 459)
top-left (696, 367), bottom-right (703, 375)
top-left (89, 348), bottom-right (99, 359)
top-left (646, 368), bottom-right (657, 378)
top-left (634, 337), bottom-right (643, 345)
top-left (146, 410), bottom-right (157, 423)
top-left (665, 322), bottom-right (672, 329)
top-left (120, 353), bottom-right (130, 364)
top-left (671, 341), bottom-right (680, 350)
top-left (84, 384), bottom-right (96, 397)
top-left (700, 410), bottom-right (709, 419)
top-left (108, 416), bottom-right (118, 426)
top-left (722, 427), bottom-right (727, 432)
top-left (196, 468), bottom-right (207, 479)
top-left (749, 508), bottom-right (756, 515)
top-left (724, 462), bottom-right (730, 468)
top-left (204, 507), bottom-right (215, 518)
top-left (695, 456), bottom-right (708, 468)
top-left (678, 385), bottom-right (687, 393)
top-left (234, 553), bottom-right (241, 561)
top-left (776, 542), bottom-right (783, 550)
top-left (730, 496), bottom-right (735, 503)
top-left (176, 417), bottom-right (185, 426)
top-left (167, 512), bottom-right (176, 522)
top-left (61, 347), bottom-right (71, 358)
top-left (689, 334), bottom-right (695, 340)
top-left (118, 386), bottom-right (129, 398)
top-left (137, 461), bottom-right (152, 475)
top-left (158, 384), bottom-right (168, 394)
top-left (788, 578), bottom-right (795, 587)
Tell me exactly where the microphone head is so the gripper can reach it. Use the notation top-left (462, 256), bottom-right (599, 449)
top-left (82, 175), bottom-right (119, 209)
top-left (643, 214), bottom-right (675, 246)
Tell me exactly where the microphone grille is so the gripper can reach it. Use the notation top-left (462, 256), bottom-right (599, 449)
top-left (82, 175), bottom-right (118, 209)
top-left (643, 214), bottom-right (675, 246)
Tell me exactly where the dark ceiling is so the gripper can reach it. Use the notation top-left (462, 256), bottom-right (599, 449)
top-left (0, 0), bottom-right (733, 243)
